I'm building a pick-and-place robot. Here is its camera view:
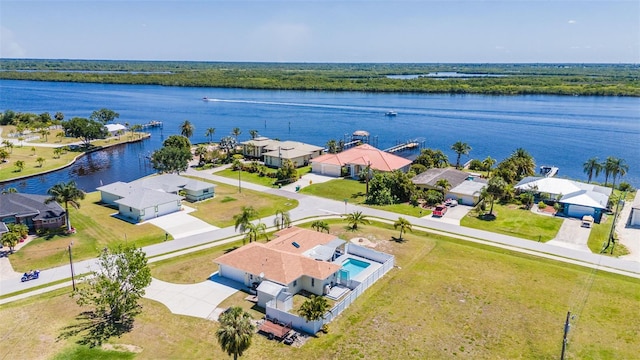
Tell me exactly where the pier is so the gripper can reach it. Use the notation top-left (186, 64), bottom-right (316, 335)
top-left (383, 138), bottom-right (425, 153)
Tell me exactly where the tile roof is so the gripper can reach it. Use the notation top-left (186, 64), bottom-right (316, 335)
top-left (311, 144), bottom-right (412, 172)
top-left (214, 227), bottom-right (342, 285)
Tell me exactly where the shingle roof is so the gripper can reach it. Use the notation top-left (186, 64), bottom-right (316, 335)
top-left (412, 167), bottom-right (477, 188)
top-left (311, 144), bottom-right (412, 172)
top-left (0, 193), bottom-right (65, 220)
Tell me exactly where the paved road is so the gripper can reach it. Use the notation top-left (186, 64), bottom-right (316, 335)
top-left (2, 168), bottom-right (639, 299)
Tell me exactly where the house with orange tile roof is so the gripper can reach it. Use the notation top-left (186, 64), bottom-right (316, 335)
top-left (310, 144), bottom-right (412, 178)
top-left (214, 227), bottom-right (346, 307)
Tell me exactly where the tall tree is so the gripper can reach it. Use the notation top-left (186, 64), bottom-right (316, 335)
top-left (583, 157), bottom-right (602, 184)
top-left (62, 117), bottom-right (108, 147)
top-left (45, 180), bottom-right (85, 232)
top-left (274, 209), bottom-right (291, 230)
top-left (243, 222), bottom-right (267, 244)
top-left (195, 144), bottom-right (208, 166)
top-left (74, 244), bottom-right (151, 339)
top-left (608, 157), bottom-right (629, 190)
top-left (14, 160), bottom-right (25, 172)
top-left (36, 156), bottom-right (45, 167)
top-left (205, 127), bottom-right (216, 144)
top-left (1, 231), bottom-right (20, 253)
top-left (346, 211), bottom-right (370, 230)
top-left (451, 141), bottom-right (472, 169)
top-left (510, 148), bottom-right (536, 179)
top-left (484, 177), bottom-right (508, 216)
top-left (89, 108), bottom-right (120, 124)
top-left (311, 220), bottom-right (330, 233)
top-left (326, 139), bottom-right (338, 154)
top-left (393, 217), bottom-right (412, 241)
top-left (150, 146), bottom-right (192, 174)
top-left (180, 120), bottom-right (194, 139)
top-left (233, 206), bottom-right (257, 234)
top-left (482, 156), bottom-right (496, 178)
top-left (232, 127), bottom-right (242, 143)
top-left (298, 295), bottom-right (330, 323)
top-left (216, 306), bottom-right (255, 360)
top-left (435, 178), bottom-right (451, 195)
top-left (249, 129), bottom-right (259, 139)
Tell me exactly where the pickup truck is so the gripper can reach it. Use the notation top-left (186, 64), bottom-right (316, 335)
top-left (433, 205), bottom-right (448, 217)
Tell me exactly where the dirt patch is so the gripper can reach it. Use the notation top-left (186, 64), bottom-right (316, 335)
top-left (101, 343), bottom-right (143, 353)
top-left (350, 237), bottom-right (377, 248)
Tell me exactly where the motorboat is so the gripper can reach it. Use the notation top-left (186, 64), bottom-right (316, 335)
top-left (385, 111), bottom-right (397, 117)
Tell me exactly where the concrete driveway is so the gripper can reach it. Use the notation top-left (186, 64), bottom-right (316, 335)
top-left (144, 205), bottom-right (218, 239)
top-left (429, 204), bottom-right (473, 225)
top-left (143, 273), bottom-right (242, 320)
top-left (547, 218), bottom-right (591, 252)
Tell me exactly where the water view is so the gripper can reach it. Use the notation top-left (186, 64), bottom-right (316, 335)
top-left (1, 79), bottom-right (638, 193)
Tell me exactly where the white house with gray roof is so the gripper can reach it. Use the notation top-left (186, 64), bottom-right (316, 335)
top-left (97, 174), bottom-right (215, 223)
top-left (241, 137), bottom-right (324, 168)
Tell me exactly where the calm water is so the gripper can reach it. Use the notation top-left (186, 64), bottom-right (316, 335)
top-left (1, 80), bottom-right (638, 193)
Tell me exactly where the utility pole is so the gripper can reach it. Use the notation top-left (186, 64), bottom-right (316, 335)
top-left (604, 191), bottom-right (625, 253)
top-left (560, 311), bottom-right (571, 360)
top-left (68, 242), bottom-right (76, 291)
top-left (238, 166), bottom-right (242, 193)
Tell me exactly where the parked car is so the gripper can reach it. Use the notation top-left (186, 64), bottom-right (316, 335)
top-left (433, 205), bottom-right (448, 217)
top-left (445, 198), bottom-right (458, 207)
top-left (581, 215), bottom-right (594, 228)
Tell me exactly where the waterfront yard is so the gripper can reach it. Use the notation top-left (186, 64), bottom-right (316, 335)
top-left (5, 220), bottom-right (637, 359)
top-left (214, 165), bottom-right (312, 188)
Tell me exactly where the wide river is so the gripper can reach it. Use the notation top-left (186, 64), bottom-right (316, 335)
top-left (1, 80), bottom-right (639, 193)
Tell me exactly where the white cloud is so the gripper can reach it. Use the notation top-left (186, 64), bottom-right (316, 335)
top-left (0, 26), bottom-right (26, 58)
top-left (568, 20), bottom-right (577, 24)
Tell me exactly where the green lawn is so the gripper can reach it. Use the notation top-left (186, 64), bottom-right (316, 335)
top-left (214, 165), bottom-right (312, 188)
top-left (3, 219), bottom-right (638, 359)
top-left (587, 213), bottom-right (630, 256)
top-left (460, 203), bottom-right (563, 242)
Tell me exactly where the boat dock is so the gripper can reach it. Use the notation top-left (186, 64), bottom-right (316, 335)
top-left (383, 138), bottom-right (424, 153)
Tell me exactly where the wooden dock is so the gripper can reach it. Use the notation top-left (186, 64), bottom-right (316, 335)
top-left (383, 140), bottom-right (420, 153)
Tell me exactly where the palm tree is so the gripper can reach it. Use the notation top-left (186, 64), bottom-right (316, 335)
top-left (244, 222), bottom-right (267, 244)
top-left (249, 129), bottom-right (259, 139)
top-left (205, 127), bottom-right (216, 144)
top-left (435, 178), bottom-right (451, 195)
top-left (311, 220), bottom-right (330, 233)
top-left (216, 306), bottom-right (255, 360)
top-left (482, 156), bottom-right (496, 178)
top-left (0, 148), bottom-right (8, 163)
top-left (298, 295), bottom-right (330, 323)
top-left (393, 217), bottom-right (412, 241)
top-left (1, 231), bottom-right (20, 254)
top-left (194, 144), bottom-right (208, 166)
top-left (53, 147), bottom-right (62, 159)
top-left (451, 141), bottom-right (472, 169)
top-left (273, 209), bottom-right (291, 230)
top-left (582, 157), bottom-right (602, 184)
top-left (14, 160), bottom-right (25, 172)
top-left (608, 157), bottom-right (629, 190)
top-left (326, 139), bottom-right (338, 154)
top-left (56, 132), bottom-right (65, 143)
top-left (180, 120), bottom-right (194, 139)
top-left (511, 148), bottom-right (536, 179)
top-left (3, 140), bottom-right (14, 154)
top-left (45, 180), bottom-right (85, 232)
top-left (39, 128), bottom-right (50, 142)
top-left (345, 211), bottom-right (370, 230)
top-left (484, 177), bottom-right (507, 216)
top-left (232, 127), bottom-right (242, 143)
top-left (233, 206), bottom-right (257, 234)
top-left (36, 156), bottom-right (45, 167)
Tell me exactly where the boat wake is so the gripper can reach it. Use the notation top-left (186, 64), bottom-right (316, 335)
top-left (203, 98), bottom-right (388, 114)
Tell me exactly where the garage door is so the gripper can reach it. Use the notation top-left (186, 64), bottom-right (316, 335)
top-left (219, 265), bottom-right (247, 285)
top-left (567, 204), bottom-right (595, 218)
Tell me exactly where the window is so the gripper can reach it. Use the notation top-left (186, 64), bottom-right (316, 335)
top-left (311, 278), bottom-right (315, 287)
top-left (293, 280), bottom-right (297, 287)
top-left (203, 189), bottom-right (209, 193)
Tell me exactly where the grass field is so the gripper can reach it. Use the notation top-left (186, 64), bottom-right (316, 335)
top-left (4, 219), bottom-right (636, 359)
top-left (460, 203), bottom-right (564, 242)
top-left (215, 166), bottom-right (312, 188)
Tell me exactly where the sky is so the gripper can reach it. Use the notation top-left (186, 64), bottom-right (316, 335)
top-left (1, 0), bottom-right (638, 63)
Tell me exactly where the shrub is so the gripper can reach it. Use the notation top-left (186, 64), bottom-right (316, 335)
top-left (468, 159), bottom-right (484, 171)
top-left (618, 182), bottom-right (634, 192)
top-left (538, 201), bottom-right (547, 209)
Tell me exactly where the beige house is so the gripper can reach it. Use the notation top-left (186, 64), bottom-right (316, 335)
top-left (241, 137), bottom-right (324, 168)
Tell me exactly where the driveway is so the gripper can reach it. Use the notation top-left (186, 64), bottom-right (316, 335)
top-left (547, 218), bottom-right (591, 252)
top-left (143, 274), bottom-right (242, 320)
top-left (144, 205), bottom-right (218, 239)
top-left (280, 173), bottom-right (338, 193)
top-left (429, 204), bottom-right (473, 225)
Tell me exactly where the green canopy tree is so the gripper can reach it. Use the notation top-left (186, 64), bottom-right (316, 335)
top-left (451, 141), bottom-right (472, 169)
top-left (89, 108), bottom-right (120, 124)
top-left (435, 178), bottom-right (451, 195)
top-left (298, 295), bottom-right (330, 323)
top-left (216, 306), bottom-right (255, 360)
top-left (62, 117), bottom-right (108, 147)
top-left (45, 180), bottom-right (85, 232)
top-left (14, 160), bottom-right (25, 172)
top-left (73, 244), bottom-right (151, 341)
top-left (1, 231), bottom-right (20, 253)
top-left (150, 146), bottom-right (192, 174)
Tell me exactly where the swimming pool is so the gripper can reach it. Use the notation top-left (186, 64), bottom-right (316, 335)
top-left (341, 258), bottom-right (371, 278)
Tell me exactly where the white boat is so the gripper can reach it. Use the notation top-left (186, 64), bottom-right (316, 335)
top-left (540, 165), bottom-right (559, 177)
top-left (385, 111), bottom-right (397, 117)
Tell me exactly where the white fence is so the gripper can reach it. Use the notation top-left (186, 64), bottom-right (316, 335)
top-left (265, 248), bottom-right (395, 335)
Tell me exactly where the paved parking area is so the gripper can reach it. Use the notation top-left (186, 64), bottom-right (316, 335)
top-left (144, 205), bottom-right (218, 239)
top-left (547, 218), bottom-right (591, 252)
top-left (428, 204), bottom-right (473, 225)
top-left (143, 274), bottom-right (242, 320)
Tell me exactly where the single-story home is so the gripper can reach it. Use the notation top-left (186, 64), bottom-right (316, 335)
top-left (412, 167), bottom-right (487, 205)
top-left (311, 144), bottom-right (412, 178)
top-left (515, 177), bottom-right (612, 223)
top-left (629, 191), bottom-right (640, 227)
top-left (0, 193), bottom-right (66, 231)
top-left (97, 174), bottom-right (215, 223)
top-left (214, 227), bottom-right (345, 303)
top-left (105, 123), bottom-right (127, 136)
top-left (241, 137), bottom-right (324, 168)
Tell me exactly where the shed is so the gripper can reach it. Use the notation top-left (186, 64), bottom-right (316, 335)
top-left (257, 280), bottom-right (292, 310)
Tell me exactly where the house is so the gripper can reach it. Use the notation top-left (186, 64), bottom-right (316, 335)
top-left (104, 123), bottom-right (127, 137)
top-left (241, 137), bottom-right (324, 168)
top-left (97, 174), bottom-right (215, 223)
top-left (515, 177), bottom-right (612, 223)
top-left (412, 167), bottom-right (487, 205)
top-left (0, 193), bottom-right (66, 231)
top-left (214, 227), bottom-right (345, 301)
top-left (311, 144), bottom-right (412, 178)
top-left (629, 191), bottom-right (640, 227)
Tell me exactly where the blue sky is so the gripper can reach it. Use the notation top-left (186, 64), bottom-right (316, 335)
top-left (1, 0), bottom-right (638, 63)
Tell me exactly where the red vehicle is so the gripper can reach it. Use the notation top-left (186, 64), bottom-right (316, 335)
top-left (433, 205), bottom-right (448, 217)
